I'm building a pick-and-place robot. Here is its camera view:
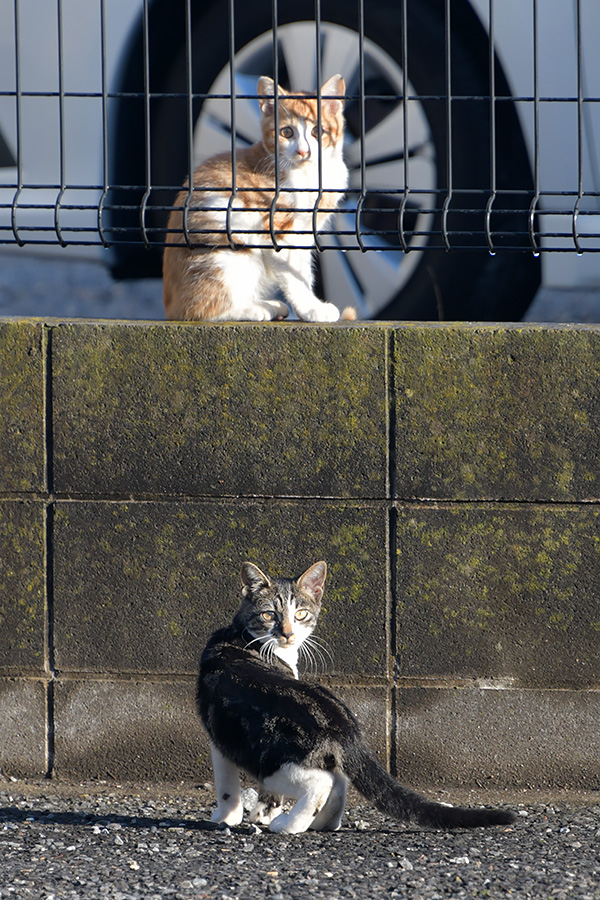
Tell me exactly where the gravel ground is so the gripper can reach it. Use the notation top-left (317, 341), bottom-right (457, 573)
top-left (1, 249), bottom-right (600, 322)
top-left (0, 780), bottom-right (598, 900)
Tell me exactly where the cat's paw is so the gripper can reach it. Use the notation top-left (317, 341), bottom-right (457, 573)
top-left (211, 803), bottom-right (244, 826)
top-left (249, 802), bottom-right (283, 826)
top-left (301, 302), bottom-right (340, 323)
top-left (269, 812), bottom-right (308, 834)
top-left (262, 300), bottom-right (289, 321)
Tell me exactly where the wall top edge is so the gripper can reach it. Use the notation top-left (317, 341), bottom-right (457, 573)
top-left (2, 317), bottom-right (600, 334)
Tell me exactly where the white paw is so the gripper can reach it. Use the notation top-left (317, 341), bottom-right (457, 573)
top-left (211, 804), bottom-right (244, 826)
top-left (301, 302), bottom-right (340, 323)
top-left (249, 803), bottom-right (283, 825)
top-left (269, 813), bottom-right (309, 834)
top-left (263, 300), bottom-right (289, 321)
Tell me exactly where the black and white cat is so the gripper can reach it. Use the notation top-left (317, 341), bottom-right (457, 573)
top-left (196, 561), bottom-right (515, 834)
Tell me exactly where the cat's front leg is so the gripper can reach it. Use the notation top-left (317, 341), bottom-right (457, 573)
top-left (209, 742), bottom-right (244, 826)
top-left (271, 250), bottom-right (341, 323)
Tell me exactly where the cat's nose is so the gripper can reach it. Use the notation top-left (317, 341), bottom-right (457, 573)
top-left (296, 147), bottom-right (310, 160)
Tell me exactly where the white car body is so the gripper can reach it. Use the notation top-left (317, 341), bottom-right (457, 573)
top-left (0, 0), bottom-right (598, 292)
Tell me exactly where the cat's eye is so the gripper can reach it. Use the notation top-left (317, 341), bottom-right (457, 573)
top-left (312, 125), bottom-right (327, 138)
top-left (260, 610), bottom-right (276, 622)
top-left (295, 609), bottom-right (310, 621)
top-left (280, 126), bottom-right (294, 139)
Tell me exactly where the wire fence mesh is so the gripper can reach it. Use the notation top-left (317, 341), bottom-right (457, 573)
top-left (0, 0), bottom-right (598, 317)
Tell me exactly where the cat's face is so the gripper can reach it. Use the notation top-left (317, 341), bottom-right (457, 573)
top-left (239, 561), bottom-right (326, 652)
top-left (258, 75), bottom-right (345, 169)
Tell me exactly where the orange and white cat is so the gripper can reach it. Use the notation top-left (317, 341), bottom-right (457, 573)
top-left (163, 75), bottom-right (356, 323)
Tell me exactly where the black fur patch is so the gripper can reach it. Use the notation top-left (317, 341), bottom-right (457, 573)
top-left (197, 624), bottom-right (356, 782)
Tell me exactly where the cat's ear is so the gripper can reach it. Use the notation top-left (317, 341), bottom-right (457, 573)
top-left (258, 76), bottom-right (288, 116)
top-left (241, 562), bottom-right (271, 596)
top-left (321, 74), bottom-right (346, 112)
top-left (297, 561), bottom-right (327, 603)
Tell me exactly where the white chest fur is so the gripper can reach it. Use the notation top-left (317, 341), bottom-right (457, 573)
top-left (274, 644), bottom-right (300, 679)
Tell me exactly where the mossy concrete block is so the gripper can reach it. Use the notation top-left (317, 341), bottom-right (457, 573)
top-left (53, 679), bottom-right (207, 781)
top-left (395, 504), bottom-right (600, 688)
top-left (53, 500), bottom-right (387, 677)
top-left (51, 322), bottom-right (387, 498)
top-left (0, 320), bottom-right (45, 493)
top-left (0, 501), bottom-right (46, 672)
top-left (394, 324), bottom-right (600, 500)
top-left (0, 678), bottom-right (46, 777)
top-left (394, 687), bottom-right (600, 789)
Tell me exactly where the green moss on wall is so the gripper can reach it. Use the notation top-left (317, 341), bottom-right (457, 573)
top-left (0, 322), bottom-right (45, 492)
top-left (394, 325), bottom-right (600, 501)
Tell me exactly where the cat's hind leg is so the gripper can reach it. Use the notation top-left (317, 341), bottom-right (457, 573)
top-left (248, 789), bottom-right (284, 826)
top-left (209, 742), bottom-right (244, 826)
top-left (309, 773), bottom-right (348, 831)
top-left (263, 764), bottom-right (335, 834)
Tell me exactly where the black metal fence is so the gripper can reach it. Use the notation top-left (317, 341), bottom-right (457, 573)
top-left (0, 0), bottom-right (598, 319)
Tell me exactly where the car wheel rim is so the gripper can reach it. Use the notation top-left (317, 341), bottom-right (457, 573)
top-left (193, 21), bottom-right (436, 318)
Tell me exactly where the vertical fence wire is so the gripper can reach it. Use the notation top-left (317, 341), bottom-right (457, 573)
top-left (572, 0), bottom-right (583, 253)
top-left (441, 0), bottom-right (453, 251)
top-left (485, 0), bottom-right (497, 255)
top-left (313, 0), bottom-right (324, 250)
top-left (139, 0), bottom-right (151, 248)
top-left (54, 0), bottom-right (66, 247)
top-left (182, 0), bottom-right (194, 249)
top-left (10, 0), bottom-right (23, 246)
top-left (226, 0), bottom-right (238, 250)
top-left (528, 0), bottom-right (540, 255)
top-left (355, 0), bottom-right (367, 252)
top-left (269, 0), bottom-right (281, 251)
top-left (398, 0), bottom-right (409, 253)
top-left (97, 0), bottom-right (109, 247)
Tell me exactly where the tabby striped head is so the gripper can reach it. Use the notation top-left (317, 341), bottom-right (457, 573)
top-left (238, 561), bottom-right (326, 651)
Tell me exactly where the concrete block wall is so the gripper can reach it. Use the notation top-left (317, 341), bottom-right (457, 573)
top-left (1, 318), bottom-right (599, 789)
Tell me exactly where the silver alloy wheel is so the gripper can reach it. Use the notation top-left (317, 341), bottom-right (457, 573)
top-left (193, 22), bottom-right (436, 318)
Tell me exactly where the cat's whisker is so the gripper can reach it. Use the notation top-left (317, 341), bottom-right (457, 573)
top-left (244, 634), bottom-right (267, 651)
top-left (308, 639), bottom-right (335, 667)
top-left (298, 642), bottom-right (318, 676)
top-left (258, 636), bottom-right (277, 666)
top-left (305, 647), bottom-right (326, 674)
top-left (297, 636), bottom-right (331, 676)
top-left (303, 635), bottom-right (334, 671)
top-left (308, 634), bottom-right (334, 654)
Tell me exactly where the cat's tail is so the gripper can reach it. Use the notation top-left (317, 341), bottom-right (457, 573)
top-left (340, 306), bottom-right (357, 321)
top-left (343, 741), bottom-right (515, 829)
